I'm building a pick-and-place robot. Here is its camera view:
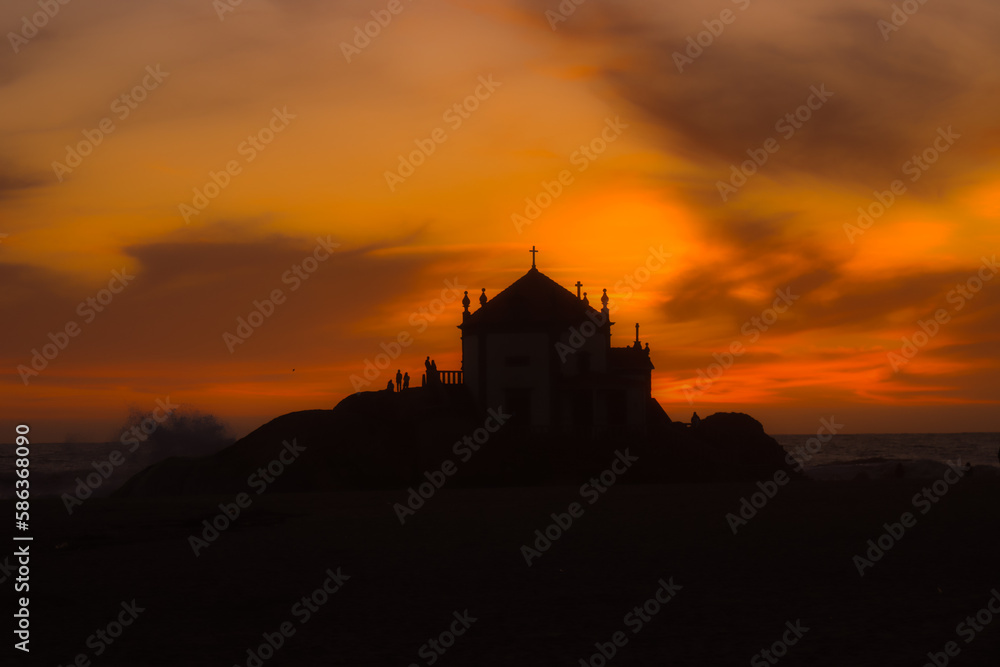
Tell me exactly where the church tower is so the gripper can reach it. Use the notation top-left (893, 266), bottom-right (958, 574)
top-left (458, 247), bottom-right (653, 435)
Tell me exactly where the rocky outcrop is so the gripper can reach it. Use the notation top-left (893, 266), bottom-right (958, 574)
top-left (115, 388), bottom-right (797, 497)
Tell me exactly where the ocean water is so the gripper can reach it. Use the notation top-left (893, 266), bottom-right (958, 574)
top-left (2, 433), bottom-right (998, 500)
top-left (0, 441), bottom-right (178, 502)
top-left (772, 432), bottom-right (999, 468)
top-left (773, 432), bottom-right (1000, 481)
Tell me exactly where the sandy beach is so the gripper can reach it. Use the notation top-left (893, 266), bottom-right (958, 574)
top-left (26, 477), bottom-right (1000, 666)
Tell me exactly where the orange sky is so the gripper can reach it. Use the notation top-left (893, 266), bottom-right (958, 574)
top-left (2, 0), bottom-right (999, 441)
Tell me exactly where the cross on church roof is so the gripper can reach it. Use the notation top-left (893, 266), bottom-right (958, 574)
top-left (529, 245), bottom-right (538, 268)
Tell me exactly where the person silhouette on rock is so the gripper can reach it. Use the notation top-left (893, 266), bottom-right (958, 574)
top-left (395, 369), bottom-right (402, 392)
top-left (403, 372), bottom-right (410, 390)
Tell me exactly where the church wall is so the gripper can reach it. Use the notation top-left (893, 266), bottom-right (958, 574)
top-left (482, 331), bottom-right (552, 428)
top-left (553, 320), bottom-right (609, 377)
top-left (627, 386), bottom-right (647, 431)
top-left (464, 327), bottom-right (653, 434)
top-left (461, 332), bottom-right (480, 400)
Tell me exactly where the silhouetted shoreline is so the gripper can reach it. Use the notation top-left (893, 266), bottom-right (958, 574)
top-left (27, 476), bottom-right (1000, 666)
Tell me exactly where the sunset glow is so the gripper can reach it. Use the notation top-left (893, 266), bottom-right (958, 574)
top-left (3, 0), bottom-right (998, 440)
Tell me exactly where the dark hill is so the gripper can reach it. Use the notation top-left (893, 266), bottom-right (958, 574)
top-left (114, 386), bottom-right (796, 497)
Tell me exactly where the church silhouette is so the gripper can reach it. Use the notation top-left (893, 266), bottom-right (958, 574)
top-left (116, 247), bottom-right (795, 497)
top-left (445, 247), bottom-right (655, 436)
